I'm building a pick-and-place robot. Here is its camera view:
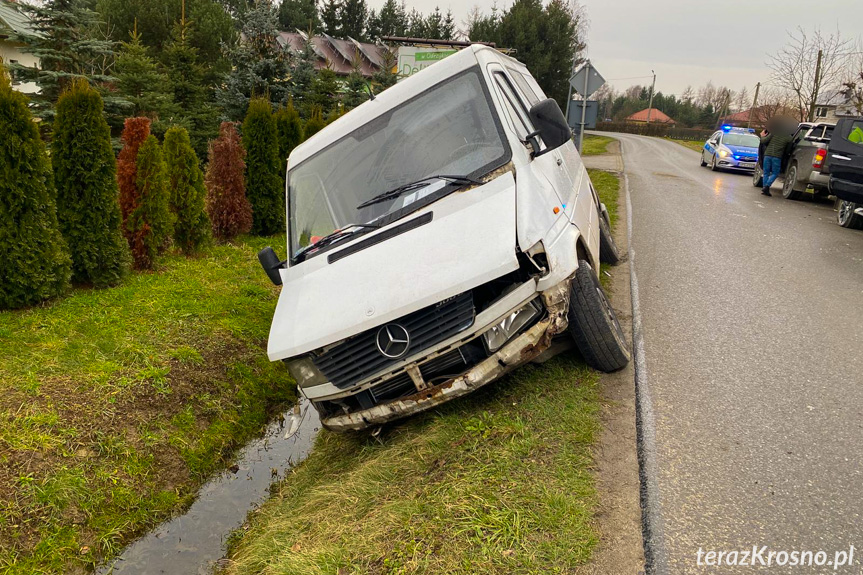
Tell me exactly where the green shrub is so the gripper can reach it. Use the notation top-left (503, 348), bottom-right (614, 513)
top-left (0, 63), bottom-right (71, 309)
top-left (303, 105), bottom-right (326, 140)
top-left (52, 79), bottom-right (130, 287)
top-left (242, 97), bottom-right (284, 236)
top-left (128, 135), bottom-right (173, 269)
top-left (274, 101), bottom-right (303, 176)
top-left (206, 121), bottom-right (252, 241)
top-left (164, 125), bottom-right (211, 254)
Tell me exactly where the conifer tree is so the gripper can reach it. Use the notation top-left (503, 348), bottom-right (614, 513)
top-left (242, 97), bottom-right (284, 235)
top-left (11, 0), bottom-right (118, 122)
top-left (164, 126), bottom-right (211, 254)
top-left (340, 0), bottom-right (368, 40)
top-left (274, 102), bottom-right (303, 177)
top-left (344, 53), bottom-right (369, 109)
top-left (115, 27), bottom-right (174, 128)
top-left (0, 62), bottom-right (71, 309)
top-left (52, 79), bottom-right (129, 286)
top-left (303, 105), bottom-right (326, 139)
top-left (218, 0), bottom-right (292, 120)
top-left (128, 135), bottom-right (173, 269)
top-left (206, 122), bottom-right (252, 241)
top-left (320, 0), bottom-right (343, 36)
top-left (164, 19), bottom-right (218, 159)
top-left (310, 67), bottom-right (340, 116)
top-left (290, 36), bottom-right (318, 117)
top-left (117, 116), bottom-right (153, 241)
top-left (278, 0), bottom-right (320, 32)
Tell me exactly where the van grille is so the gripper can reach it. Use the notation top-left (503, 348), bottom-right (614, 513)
top-left (312, 292), bottom-right (475, 389)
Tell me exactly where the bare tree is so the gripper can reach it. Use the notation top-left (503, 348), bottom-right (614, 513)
top-left (750, 85), bottom-right (797, 127)
top-left (735, 86), bottom-right (751, 113)
top-left (840, 40), bottom-right (863, 115)
top-left (681, 85), bottom-right (694, 103)
top-left (767, 26), bottom-right (852, 121)
top-left (696, 81), bottom-right (716, 108)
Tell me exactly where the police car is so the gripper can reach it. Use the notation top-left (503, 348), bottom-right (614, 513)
top-left (700, 126), bottom-right (760, 172)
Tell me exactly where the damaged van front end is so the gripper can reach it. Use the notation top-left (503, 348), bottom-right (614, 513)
top-left (261, 44), bottom-right (629, 431)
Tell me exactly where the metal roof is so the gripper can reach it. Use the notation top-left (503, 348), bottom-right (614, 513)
top-left (0, 1), bottom-right (35, 39)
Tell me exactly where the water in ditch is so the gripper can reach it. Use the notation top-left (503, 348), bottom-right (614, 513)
top-left (97, 399), bottom-right (320, 575)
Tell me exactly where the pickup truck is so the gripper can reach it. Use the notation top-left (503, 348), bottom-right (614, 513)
top-left (825, 117), bottom-right (863, 229)
top-left (257, 45), bottom-right (630, 431)
top-left (753, 122), bottom-right (834, 200)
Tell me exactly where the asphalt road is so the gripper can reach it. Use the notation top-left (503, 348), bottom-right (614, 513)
top-left (617, 134), bottom-right (863, 573)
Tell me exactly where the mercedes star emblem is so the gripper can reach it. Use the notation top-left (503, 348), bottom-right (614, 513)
top-left (376, 323), bottom-right (411, 359)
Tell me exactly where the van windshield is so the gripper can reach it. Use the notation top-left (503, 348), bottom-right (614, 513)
top-left (287, 67), bottom-right (509, 261)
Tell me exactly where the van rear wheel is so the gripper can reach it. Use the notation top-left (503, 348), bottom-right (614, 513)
top-left (838, 200), bottom-right (863, 229)
top-left (598, 208), bottom-right (621, 265)
top-left (567, 261), bottom-right (630, 372)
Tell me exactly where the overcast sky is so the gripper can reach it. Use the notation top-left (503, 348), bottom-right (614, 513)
top-left (368, 0), bottom-right (863, 97)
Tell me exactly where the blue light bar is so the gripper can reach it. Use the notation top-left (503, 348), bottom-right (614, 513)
top-left (722, 125), bottom-right (732, 132)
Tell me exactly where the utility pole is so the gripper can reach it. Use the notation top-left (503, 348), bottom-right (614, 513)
top-left (646, 70), bottom-right (656, 123)
top-left (808, 48), bottom-right (823, 122)
top-left (716, 90), bottom-right (731, 129)
top-left (747, 82), bottom-right (761, 129)
top-left (578, 60), bottom-right (590, 153)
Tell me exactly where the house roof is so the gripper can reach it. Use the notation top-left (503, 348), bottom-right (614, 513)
top-left (816, 89), bottom-right (847, 107)
top-left (276, 31), bottom-right (386, 77)
top-left (0, 0), bottom-right (34, 38)
top-left (626, 108), bottom-right (675, 124)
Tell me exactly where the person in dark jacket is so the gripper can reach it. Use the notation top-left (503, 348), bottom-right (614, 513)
top-left (759, 118), bottom-right (793, 196)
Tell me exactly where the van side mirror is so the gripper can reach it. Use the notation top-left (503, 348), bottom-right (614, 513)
top-left (258, 246), bottom-right (285, 286)
top-left (528, 98), bottom-right (571, 157)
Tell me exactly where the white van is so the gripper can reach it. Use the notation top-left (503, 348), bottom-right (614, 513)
top-left (258, 45), bottom-right (630, 431)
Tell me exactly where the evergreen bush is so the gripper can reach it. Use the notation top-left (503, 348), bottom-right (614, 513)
top-left (164, 125), bottom-right (211, 254)
top-left (0, 62), bottom-right (71, 309)
top-left (117, 117), bottom-right (152, 241)
top-left (206, 122), bottom-right (252, 241)
top-left (242, 97), bottom-right (284, 235)
top-left (274, 101), bottom-right (303, 176)
top-left (303, 105), bottom-right (326, 140)
top-left (52, 79), bottom-right (129, 287)
top-left (128, 135), bottom-right (174, 269)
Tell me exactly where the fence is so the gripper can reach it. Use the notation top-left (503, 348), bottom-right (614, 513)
top-left (594, 121), bottom-right (715, 142)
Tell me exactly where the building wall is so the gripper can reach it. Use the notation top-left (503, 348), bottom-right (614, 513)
top-left (0, 39), bottom-right (39, 93)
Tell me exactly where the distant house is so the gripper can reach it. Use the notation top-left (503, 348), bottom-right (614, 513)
top-left (625, 108), bottom-right (675, 125)
top-left (0, 0), bottom-right (39, 93)
top-left (814, 89), bottom-right (858, 123)
top-left (277, 31), bottom-right (387, 78)
top-left (720, 105), bottom-right (802, 129)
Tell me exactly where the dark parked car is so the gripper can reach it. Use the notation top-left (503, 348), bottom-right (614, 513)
top-left (825, 117), bottom-right (863, 229)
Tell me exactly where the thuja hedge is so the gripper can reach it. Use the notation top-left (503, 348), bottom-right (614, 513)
top-left (129, 135), bottom-right (173, 270)
top-left (52, 79), bottom-right (130, 287)
top-left (243, 97), bottom-right (284, 236)
top-left (165, 125), bottom-right (210, 254)
top-left (206, 121), bottom-right (252, 241)
top-left (0, 64), bottom-right (71, 309)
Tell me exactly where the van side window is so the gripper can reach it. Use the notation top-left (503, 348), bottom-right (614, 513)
top-left (507, 67), bottom-right (541, 105)
top-left (493, 72), bottom-right (543, 151)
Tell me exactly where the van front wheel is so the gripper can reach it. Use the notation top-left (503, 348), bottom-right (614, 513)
top-left (567, 261), bottom-right (631, 372)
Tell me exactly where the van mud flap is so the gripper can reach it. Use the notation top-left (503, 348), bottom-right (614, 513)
top-left (322, 280), bottom-right (571, 432)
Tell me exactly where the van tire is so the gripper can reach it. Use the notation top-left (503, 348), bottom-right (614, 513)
top-left (598, 209), bottom-right (621, 265)
top-left (567, 260), bottom-right (631, 372)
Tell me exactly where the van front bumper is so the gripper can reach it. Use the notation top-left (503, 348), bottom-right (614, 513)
top-left (321, 281), bottom-right (571, 431)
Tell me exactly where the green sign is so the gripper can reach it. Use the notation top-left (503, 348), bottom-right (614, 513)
top-left (414, 50), bottom-right (457, 62)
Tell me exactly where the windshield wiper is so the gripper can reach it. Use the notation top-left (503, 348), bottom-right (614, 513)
top-left (294, 223), bottom-right (380, 259)
top-left (356, 175), bottom-right (484, 210)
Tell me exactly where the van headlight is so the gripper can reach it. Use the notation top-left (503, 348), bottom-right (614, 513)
top-left (482, 299), bottom-right (543, 353)
top-left (285, 356), bottom-right (329, 388)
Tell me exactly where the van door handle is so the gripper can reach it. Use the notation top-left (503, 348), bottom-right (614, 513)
top-left (833, 154), bottom-right (852, 161)
top-left (556, 158), bottom-right (562, 166)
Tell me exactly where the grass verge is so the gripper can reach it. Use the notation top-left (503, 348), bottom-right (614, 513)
top-left (587, 168), bottom-right (621, 291)
top-left (224, 356), bottom-right (600, 575)
top-left (0, 236), bottom-right (296, 574)
top-left (666, 138), bottom-right (705, 153)
top-left (581, 134), bottom-right (616, 156)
